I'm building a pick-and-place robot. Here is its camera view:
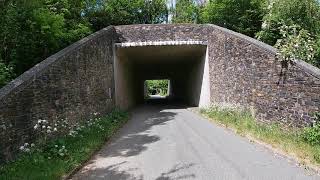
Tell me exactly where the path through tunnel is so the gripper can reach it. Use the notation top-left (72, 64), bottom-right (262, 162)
top-left (114, 43), bottom-right (210, 110)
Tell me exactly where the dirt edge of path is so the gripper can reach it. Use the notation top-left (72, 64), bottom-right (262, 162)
top-left (62, 114), bottom-right (131, 180)
top-left (187, 107), bottom-right (320, 176)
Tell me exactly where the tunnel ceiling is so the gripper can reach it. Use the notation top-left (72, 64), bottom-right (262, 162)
top-left (117, 44), bottom-right (207, 65)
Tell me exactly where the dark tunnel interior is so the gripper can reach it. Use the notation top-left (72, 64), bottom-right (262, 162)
top-left (114, 45), bottom-right (209, 109)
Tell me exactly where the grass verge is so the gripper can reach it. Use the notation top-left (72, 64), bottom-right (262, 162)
top-left (200, 107), bottom-right (320, 169)
top-left (0, 110), bottom-right (129, 180)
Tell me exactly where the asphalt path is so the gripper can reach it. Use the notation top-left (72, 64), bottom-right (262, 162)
top-left (71, 104), bottom-right (319, 180)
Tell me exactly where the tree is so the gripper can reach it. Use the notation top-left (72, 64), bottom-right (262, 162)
top-left (172, 0), bottom-right (201, 23)
top-left (257, 0), bottom-right (320, 45)
top-left (201, 0), bottom-right (265, 37)
top-left (87, 0), bottom-right (168, 31)
top-left (143, 0), bottom-right (168, 24)
top-left (275, 24), bottom-right (316, 65)
top-left (0, 0), bottom-right (91, 80)
top-left (257, 0), bottom-right (320, 67)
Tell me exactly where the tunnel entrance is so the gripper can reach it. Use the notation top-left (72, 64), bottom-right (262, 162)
top-left (114, 42), bottom-right (210, 110)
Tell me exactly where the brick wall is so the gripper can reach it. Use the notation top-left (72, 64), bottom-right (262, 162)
top-left (116, 24), bottom-right (320, 127)
top-left (206, 24), bottom-right (320, 127)
top-left (115, 24), bottom-right (209, 42)
top-left (0, 24), bottom-right (319, 163)
top-left (0, 26), bottom-right (117, 163)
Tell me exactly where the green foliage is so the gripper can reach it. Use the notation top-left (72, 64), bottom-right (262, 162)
top-left (257, 0), bottom-right (320, 67)
top-left (275, 24), bottom-right (316, 64)
top-left (0, 110), bottom-right (128, 180)
top-left (0, 0), bottom-right (92, 85)
top-left (146, 80), bottom-right (169, 96)
top-left (172, 0), bottom-right (201, 23)
top-left (257, 0), bottom-right (320, 45)
top-left (1, 0), bottom-right (320, 88)
top-left (201, 0), bottom-right (265, 37)
top-left (0, 0), bottom-right (168, 88)
top-left (88, 0), bottom-right (168, 31)
top-left (315, 37), bottom-right (320, 67)
top-left (0, 59), bottom-right (14, 87)
top-left (201, 107), bottom-right (320, 165)
top-left (302, 113), bottom-right (320, 146)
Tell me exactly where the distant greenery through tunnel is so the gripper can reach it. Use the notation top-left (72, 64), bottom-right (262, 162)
top-left (144, 79), bottom-right (169, 99)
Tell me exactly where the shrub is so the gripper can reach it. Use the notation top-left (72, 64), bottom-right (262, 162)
top-left (0, 60), bottom-right (14, 87)
top-left (257, 0), bottom-right (320, 45)
top-left (0, 110), bottom-right (128, 179)
top-left (302, 112), bottom-right (320, 146)
top-left (274, 24), bottom-right (316, 65)
top-left (201, 0), bottom-right (265, 37)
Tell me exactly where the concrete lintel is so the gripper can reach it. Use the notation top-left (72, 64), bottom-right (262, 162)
top-left (115, 41), bottom-right (207, 48)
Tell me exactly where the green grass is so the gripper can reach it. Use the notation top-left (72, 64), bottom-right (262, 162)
top-left (0, 110), bottom-right (129, 180)
top-left (200, 107), bottom-right (320, 168)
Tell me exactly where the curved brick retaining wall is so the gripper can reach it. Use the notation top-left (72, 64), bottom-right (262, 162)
top-left (0, 27), bottom-right (117, 163)
top-left (0, 24), bottom-right (319, 163)
top-left (206, 24), bottom-right (320, 127)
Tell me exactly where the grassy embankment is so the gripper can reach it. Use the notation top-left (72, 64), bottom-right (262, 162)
top-left (200, 107), bottom-right (320, 169)
top-left (0, 110), bottom-right (129, 180)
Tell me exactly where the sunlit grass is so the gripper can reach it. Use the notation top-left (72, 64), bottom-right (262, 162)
top-left (0, 110), bottom-right (129, 180)
top-left (200, 107), bottom-right (320, 168)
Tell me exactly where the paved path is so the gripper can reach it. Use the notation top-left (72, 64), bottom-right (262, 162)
top-left (71, 105), bottom-right (319, 180)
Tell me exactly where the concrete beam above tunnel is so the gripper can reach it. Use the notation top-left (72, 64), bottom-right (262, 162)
top-left (115, 40), bottom-right (207, 48)
top-left (113, 43), bottom-right (211, 110)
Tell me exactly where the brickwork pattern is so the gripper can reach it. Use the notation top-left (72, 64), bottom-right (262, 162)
top-left (0, 27), bottom-right (116, 163)
top-left (116, 24), bottom-right (319, 127)
top-left (206, 25), bottom-right (320, 127)
top-left (0, 24), bottom-right (319, 163)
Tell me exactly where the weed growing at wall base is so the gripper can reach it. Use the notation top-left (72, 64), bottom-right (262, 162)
top-left (0, 110), bottom-right (128, 180)
top-left (200, 107), bottom-right (320, 168)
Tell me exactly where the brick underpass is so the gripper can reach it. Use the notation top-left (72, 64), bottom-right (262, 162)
top-left (0, 24), bottom-right (319, 164)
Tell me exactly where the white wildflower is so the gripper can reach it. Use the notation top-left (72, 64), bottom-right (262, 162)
top-left (262, 22), bottom-right (267, 29)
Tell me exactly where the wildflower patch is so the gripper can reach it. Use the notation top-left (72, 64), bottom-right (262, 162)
top-left (0, 110), bottom-right (128, 180)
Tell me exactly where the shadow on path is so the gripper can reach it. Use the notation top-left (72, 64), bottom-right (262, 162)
top-left (73, 161), bottom-right (196, 180)
top-left (71, 104), bottom-right (192, 179)
top-left (102, 106), bottom-right (177, 158)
